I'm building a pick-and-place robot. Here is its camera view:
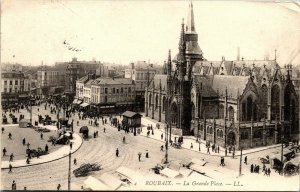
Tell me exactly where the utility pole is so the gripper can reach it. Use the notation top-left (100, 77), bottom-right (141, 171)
top-left (239, 148), bottom-right (243, 177)
top-left (68, 151), bottom-right (71, 191)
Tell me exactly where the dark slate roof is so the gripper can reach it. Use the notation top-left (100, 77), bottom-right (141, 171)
top-left (193, 75), bottom-right (218, 97)
top-left (211, 75), bottom-right (249, 98)
top-left (92, 78), bottom-right (133, 85)
top-left (122, 111), bottom-right (142, 118)
top-left (150, 74), bottom-right (168, 90)
top-left (77, 76), bottom-right (89, 83)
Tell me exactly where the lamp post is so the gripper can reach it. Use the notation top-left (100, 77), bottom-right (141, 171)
top-left (239, 147), bottom-right (243, 177)
top-left (68, 151), bottom-right (71, 191)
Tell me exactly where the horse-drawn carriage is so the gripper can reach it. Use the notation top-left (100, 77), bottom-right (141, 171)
top-left (172, 142), bottom-right (182, 149)
top-left (26, 147), bottom-right (48, 158)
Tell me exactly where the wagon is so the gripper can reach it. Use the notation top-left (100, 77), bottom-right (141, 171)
top-left (73, 163), bottom-right (102, 177)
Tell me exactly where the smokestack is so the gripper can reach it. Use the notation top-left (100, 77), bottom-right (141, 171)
top-left (237, 47), bottom-right (240, 61)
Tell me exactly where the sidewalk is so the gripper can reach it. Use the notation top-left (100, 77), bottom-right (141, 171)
top-left (139, 114), bottom-right (281, 157)
top-left (1, 133), bottom-right (83, 169)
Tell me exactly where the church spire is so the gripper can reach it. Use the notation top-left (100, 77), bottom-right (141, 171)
top-left (186, 1), bottom-right (195, 33)
top-left (178, 19), bottom-right (186, 79)
top-left (167, 49), bottom-right (172, 75)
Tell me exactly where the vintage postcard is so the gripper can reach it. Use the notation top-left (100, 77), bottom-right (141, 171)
top-left (1, 0), bottom-right (300, 191)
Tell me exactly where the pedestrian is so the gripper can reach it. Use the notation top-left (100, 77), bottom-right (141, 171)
top-left (9, 164), bottom-right (12, 173)
top-left (27, 142), bottom-right (30, 149)
top-left (26, 157), bottom-right (30, 164)
top-left (45, 144), bottom-right (48, 152)
top-left (207, 147), bottom-right (210, 154)
top-left (116, 148), bottom-right (119, 157)
top-left (8, 132), bottom-right (12, 139)
top-left (70, 142), bottom-right (73, 150)
top-left (138, 152), bottom-right (142, 162)
top-left (257, 165), bottom-right (260, 174)
top-left (161, 133), bottom-right (163, 140)
top-left (77, 121), bottom-right (79, 126)
top-left (145, 151), bottom-right (149, 158)
top-left (38, 108), bottom-right (39, 112)
top-left (232, 151), bottom-right (235, 159)
top-left (9, 153), bottom-right (14, 162)
top-left (12, 180), bottom-right (16, 190)
top-left (152, 129), bottom-right (154, 135)
top-left (104, 127), bottom-right (106, 133)
top-left (3, 147), bottom-right (7, 156)
top-left (2, 127), bottom-right (4, 133)
top-left (22, 138), bottom-right (26, 146)
top-left (40, 132), bottom-right (43, 140)
top-left (160, 145), bottom-right (164, 151)
top-left (93, 132), bottom-right (96, 138)
top-left (74, 158), bottom-right (77, 165)
top-left (244, 156), bottom-right (247, 164)
top-left (190, 143), bottom-right (193, 149)
top-left (57, 184), bottom-right (61, 190)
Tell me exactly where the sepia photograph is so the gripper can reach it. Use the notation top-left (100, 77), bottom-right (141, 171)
top-left (1, 0), bottom-right (300, 191)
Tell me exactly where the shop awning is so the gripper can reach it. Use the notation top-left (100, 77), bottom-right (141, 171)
top-left (80, 103), bottom-right (90, 107)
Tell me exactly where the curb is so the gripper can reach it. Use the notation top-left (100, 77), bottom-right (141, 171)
top-left (140, 117), bottom-right (283, 158)
top-left (1, 134), bottom-right (83, 169)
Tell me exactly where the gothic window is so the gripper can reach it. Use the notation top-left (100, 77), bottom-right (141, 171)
top-left (271, 85), bottom-right (280, 121)
top-left (246, 96), bottom-right (253, 121)
top-left (155, 95), bottom-right (159, 109)
top-left (228, 106), bottom-right (234, 121)
top-left (261, 85), bottom-right (268, 118)
top-left (149, 93), bottom-right (152, 106)
top-left (220, 130), bottom-right (223, 138)
top-left (219, 104), bottom-right (225, 119)
top-left (162, 97), bottom-right (166, 112)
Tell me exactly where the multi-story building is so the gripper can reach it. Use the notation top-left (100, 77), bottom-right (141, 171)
top-left (144, 2), bottom-right (299, 150)
top-left (125, 63), bottom-right (157, 111)
top-left (65, 57), bottom-right (99, 94)
top-left (1, 71), bottom-right (31, 106)
top-left (37, 67), bottom-right (62, 95)
top-left (75, 75), bottom-right (135, 114)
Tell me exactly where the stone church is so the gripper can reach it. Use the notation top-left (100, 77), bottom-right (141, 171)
top-left (144, 2), bottom-right (299, 149)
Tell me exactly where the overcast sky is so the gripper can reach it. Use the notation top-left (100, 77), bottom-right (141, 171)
top-left (1, 0), bottom-right (300, 66)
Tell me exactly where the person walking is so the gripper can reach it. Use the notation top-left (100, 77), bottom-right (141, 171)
top-left (3, 147), bottom-right (7, 156)
top-left (161, 133), bottom-right (163, 140)
top-left (232, 151), bottom-right (235, 159)
top-left (23, 138), bottom-right (26, 146)
top-left (160, 145), bottom-right (164, 151)
top-left (217, 145), bottom-right (220, 153)
top-left (70, 142), bottom-right (73, 150)
top-left (116, 148), bottom-right (119, 157)
top-left (190, 143), bottom-right (193, 149)
top-left (9, 153), bottom-right (14, 162)
top-left (27, 142), bottom-right (30, 149)
top-left (12, 180), bottom-right (16, 190)
top-left (104, 127), bottom-right (106, 133)
top-left (26, 157), bottom-right (30, 164)
top-left (40, 133), bottom-right (43, 140)
top-left (57, 184), bottom-right (61, 190)
top-left (138, 152), bottom-right (142, 162)
top-left (2, 127), bottom-right (4, 134)
top-left (45, 144), bottom-right (48, 152)
top-left (8, 132), bottom-right (12, 139)
top-left (244, 156), bottom-right (247, 164)
top-left (9, 164), bottom-right (12, 173)
top-left (123, 136), bottom-right (126, 144)
top-left (145, 151), bottom-right (149, 158)
top-left (74, 158), bottom-right (77, 165)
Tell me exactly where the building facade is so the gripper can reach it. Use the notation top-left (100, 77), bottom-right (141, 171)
top-left (144, 2), bottom-right (299, 149)
top-left (75, 76), bottom-right (135, 114)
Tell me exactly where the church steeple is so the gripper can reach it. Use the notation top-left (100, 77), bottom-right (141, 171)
top-left (167, 49), bottom-right (172, 76)
top-left (178, 19), bottom-right (186, 80)
top-left (186, 1), bottom-right (195, 33)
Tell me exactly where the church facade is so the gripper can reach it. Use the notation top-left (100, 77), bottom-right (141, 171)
top-left (144, 2), bottom-right (299, 149)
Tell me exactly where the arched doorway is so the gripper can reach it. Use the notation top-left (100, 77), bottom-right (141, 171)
top-left (227, 131), bottom-right (236, 146)
top-left (228, 106), bottom-right (234, 121)
top-left (271, 85), bottom-right (280, 121)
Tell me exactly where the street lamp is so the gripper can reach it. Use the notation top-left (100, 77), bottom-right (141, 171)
top-left (68, 151), bottom-right (71, 191)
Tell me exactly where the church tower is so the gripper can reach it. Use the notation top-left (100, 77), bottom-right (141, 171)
top-left (185, 1), bottom-right (203, 80)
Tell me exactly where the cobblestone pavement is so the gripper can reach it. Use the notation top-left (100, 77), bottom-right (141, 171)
top-left (1, 104), bottom-right (299, 191)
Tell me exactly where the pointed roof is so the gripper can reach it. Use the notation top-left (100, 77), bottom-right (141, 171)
top-left (186, 1), bottom-right (196, 34)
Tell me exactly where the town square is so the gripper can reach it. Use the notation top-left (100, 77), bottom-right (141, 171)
top-left (1, 0), bottom-right (300, 191)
